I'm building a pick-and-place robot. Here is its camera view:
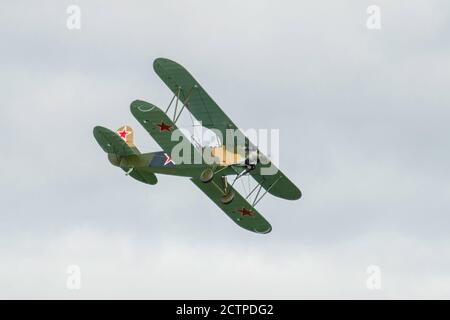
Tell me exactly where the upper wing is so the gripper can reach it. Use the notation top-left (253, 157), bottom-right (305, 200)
top-left (153, 58), bottom-right (302, 201)
top-left (130, 100), bottom-right (179, 154)
top-left (130, 100), bottom-right (202, 163)
top-left (249, 161), bottom-right (302, 200)
top-left (191, 175), bottom-right (272, 234)
top-left (93, 126), bottom-right (136, 157)
top-left (153, 57), bottom-right (237, 142)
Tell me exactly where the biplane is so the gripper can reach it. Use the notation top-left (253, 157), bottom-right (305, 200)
top-left (93, 58), bottom-right (301, 234)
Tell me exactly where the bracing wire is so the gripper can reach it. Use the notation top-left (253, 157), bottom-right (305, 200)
top-left (240, 175), bottom-right (248, 196)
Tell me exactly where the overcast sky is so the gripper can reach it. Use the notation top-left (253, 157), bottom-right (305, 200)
top-left (1, 0), bottom-right (450, 299)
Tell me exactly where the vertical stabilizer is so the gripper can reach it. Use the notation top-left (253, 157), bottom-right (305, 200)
top-left (116, 125), bottom-right (140, 154)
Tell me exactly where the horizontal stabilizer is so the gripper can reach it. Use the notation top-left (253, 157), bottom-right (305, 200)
top-left (93, 126), bottom-right (135, 157)
top-left (127, 168), bottom-right (158, 185)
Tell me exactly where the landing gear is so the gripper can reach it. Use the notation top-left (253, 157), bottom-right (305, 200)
top-left (220, 176), bottom-right (235, 204)
top-left (221, 190), bottom-right (235, 204)
top-left (200, 167), bottom-right (214, 183)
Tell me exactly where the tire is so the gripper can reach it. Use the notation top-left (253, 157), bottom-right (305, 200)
top-left (221, 190), bottom-right (235, 204)
top-left (200, 168), bottom-right (214, 183)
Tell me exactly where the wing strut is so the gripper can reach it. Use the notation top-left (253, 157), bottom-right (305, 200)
top-left (164, 85), bottom-right (197, 124)
top-left (244, 175), bottom-right (284, 207)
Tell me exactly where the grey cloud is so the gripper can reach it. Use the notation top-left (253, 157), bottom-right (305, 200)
top-left (1, 0), bottom-right (449, 298)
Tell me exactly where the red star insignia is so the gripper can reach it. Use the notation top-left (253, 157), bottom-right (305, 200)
top-left (238, 208), bottom-right (254, 217)
top-left (117, 127), bottom-right (130, 140)
top-left (164, 153), bottom-right (175, 166)
top-left (156, 121), bottom-right (172, 132)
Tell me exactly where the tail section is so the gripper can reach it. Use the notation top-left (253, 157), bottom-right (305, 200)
top-left (93, 125), bottom-right (158, 185)
top-left (93, 126), bottom-right (136, 157)
top-left (115, 125), bottom-right (140, 154)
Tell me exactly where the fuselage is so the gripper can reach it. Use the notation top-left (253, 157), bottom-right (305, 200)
top-left (110, 150), bottom-right (243, 178)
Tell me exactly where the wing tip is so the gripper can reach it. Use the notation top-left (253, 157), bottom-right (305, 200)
top-left (154, 57), bottom-right (169, 64)
top-left (153, 57), bottom-right (172, 71)
top-left (93, 125), bottom-right (106, 134)
top-left (153, 57), bottom-right (186, 74)
top-left (93, 125), bottom-right (112, 140)
top-left (276, 179), bottom-right (303, 200)
top-left (130, 100), bottom-right (158, 114)
top-left (256, 225), bottom-right (272, 234)
top-left (250, 223), bottom-right (272, 234)
top-left (292, 187), bottom-right (302, 200)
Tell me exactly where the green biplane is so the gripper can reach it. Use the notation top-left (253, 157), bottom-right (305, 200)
top-left (93, 58), bottom-right (301, 234)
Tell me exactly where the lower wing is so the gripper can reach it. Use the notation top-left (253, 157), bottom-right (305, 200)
top-left (191, 175), bottom-right (272, 234)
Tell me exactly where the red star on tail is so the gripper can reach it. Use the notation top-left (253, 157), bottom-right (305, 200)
top-left (238, 208), bottom-right (254, 217)
top-left (117, 127), bottom-right (130, 140)
top-left (156, 121), bottom-right (172, 132)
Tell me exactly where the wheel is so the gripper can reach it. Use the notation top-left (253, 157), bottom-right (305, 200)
top-left (200, 168), bottom-right (214, 183)
top-left (221, 190), bottom-right (235, 204)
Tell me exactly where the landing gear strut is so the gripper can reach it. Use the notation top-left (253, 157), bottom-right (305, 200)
top-left (220, 176), bottom-right (235, 204)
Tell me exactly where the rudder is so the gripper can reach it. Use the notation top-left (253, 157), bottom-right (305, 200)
top-left (115, 125), bottom-right (140, 154)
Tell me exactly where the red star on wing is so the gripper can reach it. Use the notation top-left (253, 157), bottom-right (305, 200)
top-left (117, 127), bottom-right (130, 140)
top-left (164, 153), bottom-right (175, 166)
top-left (156, 121), bottom-right (172, 132)
top-left (238, 207), bottom-right (254, 217)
